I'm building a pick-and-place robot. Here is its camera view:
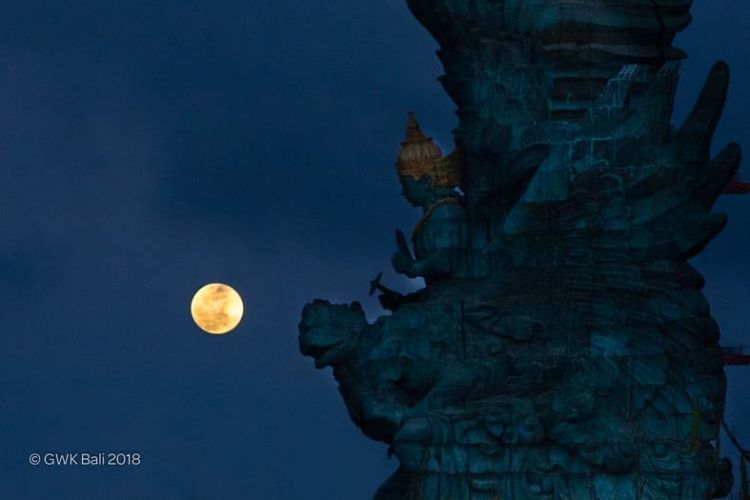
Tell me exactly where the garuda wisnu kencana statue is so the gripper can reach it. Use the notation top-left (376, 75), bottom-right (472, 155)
top-left (299, 1), bottom-right (742, 498)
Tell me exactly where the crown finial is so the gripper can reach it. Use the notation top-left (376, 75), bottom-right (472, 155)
top-left (396, 113), bottom-right (462, 189)
top-left (396, 113), bottom-right (442, 180)
top-left (403, 112), bottom-right (429, 144)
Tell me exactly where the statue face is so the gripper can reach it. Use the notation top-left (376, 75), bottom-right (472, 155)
top-left (399, 175), bottom-right (435, 207)
top-left (299, 300), bottom-right (366, 368)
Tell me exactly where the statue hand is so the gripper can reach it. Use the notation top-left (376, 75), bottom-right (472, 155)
top-left (391, 251), bottom-right (414, 276)
top-left (392, 229), bottom-right (416, 276)
top-left (395, 229), bottom-right (412, 256)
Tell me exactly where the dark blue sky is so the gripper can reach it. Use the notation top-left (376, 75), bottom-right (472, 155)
top-left (0, 2), bottom-right (746, 499)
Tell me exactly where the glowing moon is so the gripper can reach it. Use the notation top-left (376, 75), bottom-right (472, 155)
top-left (190, 283), bottom-right (244, 335)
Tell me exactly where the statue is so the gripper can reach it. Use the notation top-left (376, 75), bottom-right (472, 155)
top-left (299, 1), bottom-right (741, 498)
top-left (391, 113), bottom-right (468, 283)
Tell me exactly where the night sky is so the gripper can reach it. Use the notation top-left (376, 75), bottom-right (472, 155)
top-left (0, 2), bottom-right (747, 499)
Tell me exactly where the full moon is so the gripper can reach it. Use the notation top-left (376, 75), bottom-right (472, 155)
top-left (190, 283), bottom-right (244, 335)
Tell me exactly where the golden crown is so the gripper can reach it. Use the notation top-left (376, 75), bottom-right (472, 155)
top-left (395, 113), bottom-right (462, 188)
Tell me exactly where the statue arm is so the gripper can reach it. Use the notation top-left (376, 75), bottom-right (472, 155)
top-left (393, 203), bottom-right (466, 279)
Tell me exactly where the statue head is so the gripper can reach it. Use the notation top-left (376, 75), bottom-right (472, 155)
top-left (299, 300), bottom-right (367, 368)
top-left (396, 113), bottom-right (462, 207)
